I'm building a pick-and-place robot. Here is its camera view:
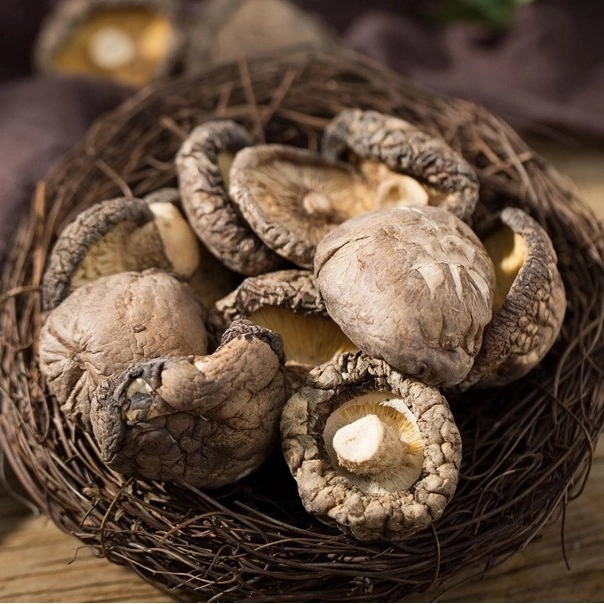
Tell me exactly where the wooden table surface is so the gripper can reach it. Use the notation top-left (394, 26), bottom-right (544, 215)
top-left (1, 137), bottom-right (603, 603)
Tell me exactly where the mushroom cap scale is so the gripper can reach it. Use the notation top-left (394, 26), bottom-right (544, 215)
top-left (90, 319), bottom-right (288, 487)
top-left (38, 269), bottom-right (208, 429)
top-left (229, 144), bottom-right (373, 269)
top-left (176, 119), bottom-right (286, 276)
top-left (280, 352), bottom-right (462, 542)
top-left (321, 108), bottom-right (480, 222)
top-left (459, 206), bottom-right (567, 389)
top-left (314, 206), bottom-right (496, 387)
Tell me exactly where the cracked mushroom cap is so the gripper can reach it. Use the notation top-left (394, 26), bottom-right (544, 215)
top-left (34, 0), bottom-right (184, 87)
top-left (208, 269), bottom-right (356, 388)
top-left (42, 194), bottom-right (200, 310)
top-left (38, 269), bottom-right (208, 429)
top-left (314, 206), bottom-right (496, 388)
top-left (321, 109), bottom-right (480, 222)
top-left (90, 319), bottom-right (288, 487)
top-left (229, 144), bottom-right (374, 269)
top-left (176, 120), bottom-right (286, 276)
top-left (459, 207), bottom-right (567, 389)
top-left (280, 352), bottom-right (462, 541)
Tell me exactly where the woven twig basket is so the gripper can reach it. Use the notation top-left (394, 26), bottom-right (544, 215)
top-left (2, 49), bottom-right (604, 602)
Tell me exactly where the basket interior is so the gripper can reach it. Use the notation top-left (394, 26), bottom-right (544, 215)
top-left (1, 49), bottom-right (604, 602)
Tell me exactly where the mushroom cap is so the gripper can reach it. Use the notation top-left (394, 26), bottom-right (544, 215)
top-left (176, 120), bottom-right (286, 276)
top-left (183, 0), bottom-right (338, 74)
top-left (34, 0), bottom-right (184, 87)
top-left (229, 144), bottom-right (373, 269)
top-left (459, 206), bottom-right (567, 389)
top-left (42, 194), bottom-right (200, 310)
top-left (38, 269), bottom-right (208, 429)
top-left (280, 352), bottom-right (462, 541)
top-left (321, 108), bottom-right (480, 222)
top-left (90, 319), bottom-right (288, 487)
top-left (314, 206), bottom-right (496, 387)
top-left (208, 269), bottom-right (356, 387)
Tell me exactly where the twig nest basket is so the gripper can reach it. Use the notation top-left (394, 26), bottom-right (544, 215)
top-left (2, 49), bottom-right (604, 602)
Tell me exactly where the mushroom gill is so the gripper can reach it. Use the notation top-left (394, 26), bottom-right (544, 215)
top-left (322, 392), bottom-right (424, 495)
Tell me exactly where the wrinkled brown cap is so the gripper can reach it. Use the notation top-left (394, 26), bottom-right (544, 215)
top-left (176, 119), bottom-right (287, 276)
top-left (38, 269), bottom-right (208, 429)
top-left (208, 269), bottom-right (355, 388)
top-left (314, 206), bottom-right (495, 388)
top-left (280, 352), bottom-right (462, 541)
top-left (34, 0), bottom-right (184, 87)
top-left (321, 109), bottom-right (480, 222)
top-left (42, 194), bottom-right (200, 310)
top-left (229, 144), bottom-right (372, 269)
top-left (459, 206), bottom-right (567, 389)
top-left (90, 319), bottom-right (288, 487)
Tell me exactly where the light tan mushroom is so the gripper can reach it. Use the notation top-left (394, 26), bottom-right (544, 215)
top-left (34, 0), bottom-right (184, 87)
top-left (314, 206), bottom-right (496, 388)
top-left (459, 206), bottom-right (567, 389)
top-left (281, 352), bottom-right (462, 541)
top-left (183, 0), bottom-right (338, 74)
top-left (321, 109), bottom-right (480, 222)
top-left (229, 144), bottom-right (374, 269)
top-left (176, 120), bottom-right (287, 276)
top-left (208, 269), bottom-right (356, 388)
top-left (42, 194), bottom-right (200, 309)
top-left (90, 319), bottom-right (288, 487)
top-left (38, 269), bottom-right (208, 429)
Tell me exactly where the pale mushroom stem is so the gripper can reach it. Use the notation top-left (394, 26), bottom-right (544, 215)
top-left (332, 414), bottom-right (409, 477)
top-left (88, 27), bottom-right (136, 70)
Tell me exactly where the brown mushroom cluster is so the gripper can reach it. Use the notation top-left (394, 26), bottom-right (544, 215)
top-left (38, 109), bottom-right (566, 542)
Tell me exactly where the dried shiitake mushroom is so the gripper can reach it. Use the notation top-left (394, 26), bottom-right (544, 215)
top-left (90, 319), bottom-right (288, 487)
top-left (176, 120), bottom-right (286, 276)
top-left (281, 352), bottom-right (462, 541)
top-left (209, 269), bottom-right (356, 387)
top-left (229, 144), bottom-right (373, 269)
top-left (34, 0), bottom-right (184, 87)
top-left (41, 193), bottom-right (200, 310)
top-left (459, 207), bottom-right (567, 389)
top-left (38, 269), bottom-right (208, 429)
top-left (183, 0), bottom-right (338, 74)
top-left (314, 206), bottom-right (496, 388)
top-left (321, 109), bottom-right (480, 222)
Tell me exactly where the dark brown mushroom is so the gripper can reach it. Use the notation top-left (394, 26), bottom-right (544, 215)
top-left (314, 206), bottom-right (496, 388)
top-left (176, 120), bottom-right (287, 276)
top-left (38, 269), bottom-right (208, 429)
top-left (90, 319), bottom-right (288, 487)
top-left (229, 144), bottom-right (373, 269)
top-left (459, 206), bottom-right (567, 389)
top-left (34, 0), bottom-right (184, 87)
top-left (209, 269), bottom-right (356, 388)
top-left (183, 0), bottom-right (338, 74)
top-left (281, 352), bottom-right (462, 541)
top-left (321, 109), bottom-right (480, 222)
top-left (42, 194), bottom-right (200, 310)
